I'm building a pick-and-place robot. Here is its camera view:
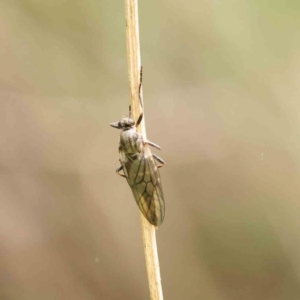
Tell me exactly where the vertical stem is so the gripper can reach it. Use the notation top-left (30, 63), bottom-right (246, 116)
top-left (140, 215), bottom-right (164, 300)
top-left (124, 1), bottom-right (164, 299)
top-left (125, 0), bottom-right (145, 134)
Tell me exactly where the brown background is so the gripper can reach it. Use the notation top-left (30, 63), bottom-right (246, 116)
top-left (1, 1), bottom-right (300, 299)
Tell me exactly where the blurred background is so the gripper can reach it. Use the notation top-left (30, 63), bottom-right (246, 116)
top-left (1, 1), bottom-right (300, 299)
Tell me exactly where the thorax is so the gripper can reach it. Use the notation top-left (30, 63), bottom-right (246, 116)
top-left (119, 128), bottom-right (143, 154)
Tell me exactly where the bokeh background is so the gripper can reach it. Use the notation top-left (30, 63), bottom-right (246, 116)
top-left (1, 1), bottom-right (300, 299)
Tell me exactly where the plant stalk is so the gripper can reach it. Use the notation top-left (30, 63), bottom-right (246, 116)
top-left (124, 0), bottom-right (164, 299)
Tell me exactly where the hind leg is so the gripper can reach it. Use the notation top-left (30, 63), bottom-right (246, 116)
top-left (153, 154), bottom-right (165, 168)
top-left (116, 165), bottom-right (126, 178)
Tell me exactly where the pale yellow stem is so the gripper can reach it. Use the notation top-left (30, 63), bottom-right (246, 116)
top-left (124, 0), bottom-right (164, 299)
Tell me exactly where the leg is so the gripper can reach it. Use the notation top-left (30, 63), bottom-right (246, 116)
top-left (116, 165), bottom-right (126, 178)
top-left (153, 153), bottom-right (165, 168)
top-left (139, 66), bottom-right (143, 107)
top-left (131, 66), bottom-right (144, 125)
top-left (136, 113), bottom-right (143, 127)
top-left (130, 66), bottom-right (144, 126)
top-left (147, 140), bottom-right (161, 150)
top-left (128, 105), bottom-right (131, 118)
top-left (129, 105), bottom-right (143, 127)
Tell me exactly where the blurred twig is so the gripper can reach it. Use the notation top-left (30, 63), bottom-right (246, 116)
top-left (124, 0), bottom-right (164, 299)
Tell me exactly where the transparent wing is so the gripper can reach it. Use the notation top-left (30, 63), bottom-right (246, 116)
top-left (119, 145), bottom-right (165, 226)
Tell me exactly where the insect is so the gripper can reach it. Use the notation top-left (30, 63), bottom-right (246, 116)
top-left (110, 108), bottom-right (165, 226)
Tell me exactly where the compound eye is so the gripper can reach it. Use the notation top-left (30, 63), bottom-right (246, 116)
top-left (122, 118), bottom-right (134, 127)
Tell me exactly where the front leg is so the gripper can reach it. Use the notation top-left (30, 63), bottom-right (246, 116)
top-left (153, 153), bottom-right (165, 168)
top-left (116, 165), bottom-right (126, 178)
top-left (138, 66), bottom-right (143, 107)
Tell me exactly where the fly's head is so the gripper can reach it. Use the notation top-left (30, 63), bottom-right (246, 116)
top-left (110, 117), bottom-right (135, 131)
top-left (110, 112), bottom-right (143, 132)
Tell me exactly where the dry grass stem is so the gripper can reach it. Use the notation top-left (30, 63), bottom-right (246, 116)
top-left (124, 0), bottom-right (164, 299)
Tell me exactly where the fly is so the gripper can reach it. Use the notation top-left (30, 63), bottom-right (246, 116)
top-left (110, 72), bottom-right (165, 227)
top-left (110, 109), bottom-right (165, 226)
